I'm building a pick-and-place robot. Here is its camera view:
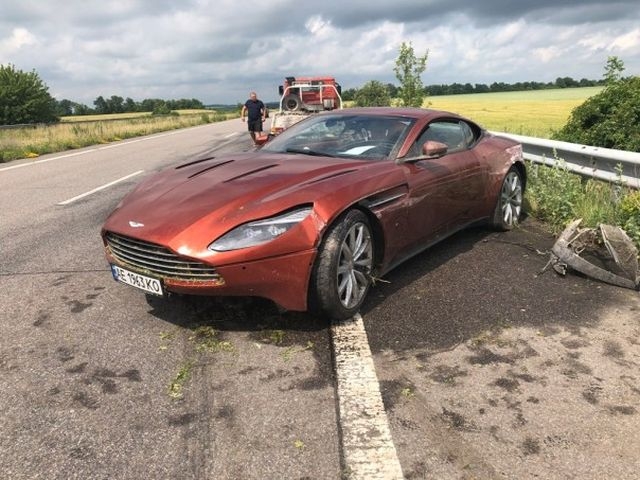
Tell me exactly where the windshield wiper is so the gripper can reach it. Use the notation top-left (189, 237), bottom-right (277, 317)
top-left (285, 147), bottom-right (334, 157)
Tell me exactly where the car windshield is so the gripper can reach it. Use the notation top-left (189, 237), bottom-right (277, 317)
top-left (262, 113), bottom-right (415, 160)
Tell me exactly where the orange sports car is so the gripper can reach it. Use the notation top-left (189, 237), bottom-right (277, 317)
top-left (102, 107), bottom-right (525, 319)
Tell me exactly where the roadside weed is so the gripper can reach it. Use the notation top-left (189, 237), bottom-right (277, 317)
top-left (401, 387), bottom-right (415, 398)
top-left (189, 326), bottom-right (234, 353)
top-left (168, 360), bottom-right (194, 399)
top-left (281, 341), bottom-right (314, 361)
top-left (525, 160), bottom-right (640, 252)
top-left (265, 329), bottom-right (286, 345)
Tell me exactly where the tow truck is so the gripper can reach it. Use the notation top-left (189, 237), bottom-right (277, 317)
top-left (269, 76), bottom-right (343, 136)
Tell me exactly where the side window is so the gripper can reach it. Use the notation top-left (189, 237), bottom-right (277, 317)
top-left (408, 120), bottom-right (468, 157)
top-left (459, 120), bottom-right (478, 148)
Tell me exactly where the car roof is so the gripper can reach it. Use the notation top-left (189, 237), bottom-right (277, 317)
top-left (327, 106), bottom-right (462, 121)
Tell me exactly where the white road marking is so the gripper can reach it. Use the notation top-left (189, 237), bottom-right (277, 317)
top-left (225, 132), bottom-right (241, 138)
top-left (57, 170), bottom-right (144, 205)
top-left (332, 313), bottom-right (404, 480)
top-left (0, 149), bottom-right (96, 172)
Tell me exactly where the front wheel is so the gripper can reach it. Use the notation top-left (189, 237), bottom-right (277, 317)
top-left (492, 167), bottom-right (523, 230)
top-left (311, 210), bottom-right (374, 320)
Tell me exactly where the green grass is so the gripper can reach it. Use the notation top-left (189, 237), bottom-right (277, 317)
top-left (525, 160), bottom-right (640, 252)
top-left (0, 109), bottom-right (239, 162)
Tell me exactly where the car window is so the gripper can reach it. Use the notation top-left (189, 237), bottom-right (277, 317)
top-left (408, 120), bottom-right (475, 157)
top-left (263, 114), bottom-right (415, 160)
top-left (459, 120), bottom-right (477, 148)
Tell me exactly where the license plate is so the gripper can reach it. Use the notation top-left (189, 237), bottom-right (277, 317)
top-left (111, 265), bottom-right (163, 296)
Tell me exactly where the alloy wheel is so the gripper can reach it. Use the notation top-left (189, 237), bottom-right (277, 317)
top-left (500, 170), bottom-right (523, 227)
top-left (336, 222), bottom-right (373, 309)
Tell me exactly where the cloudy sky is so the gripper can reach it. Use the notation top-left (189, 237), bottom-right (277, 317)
top-left (1, 0), bottom-right (639, 105)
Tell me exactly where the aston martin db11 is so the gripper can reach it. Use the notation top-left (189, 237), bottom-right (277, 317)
top-left (102, 107), bottom-right (525, 319)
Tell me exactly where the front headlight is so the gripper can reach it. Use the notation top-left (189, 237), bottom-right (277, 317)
top-left (209, 206), bottom-right (313, 252)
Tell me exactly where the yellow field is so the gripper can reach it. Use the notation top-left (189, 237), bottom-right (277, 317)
top-left (425, 87), bottom-right (603, 137)
top-left (0, 110), bottom-right (235, 162)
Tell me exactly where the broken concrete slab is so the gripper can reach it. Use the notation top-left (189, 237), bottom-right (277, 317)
top-left (547, 219), bottom-right (639, 290)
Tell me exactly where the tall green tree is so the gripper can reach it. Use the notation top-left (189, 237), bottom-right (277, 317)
top-left (0, 64), bottom-right (58, 124)
top-left (603, 55), bottom-right (625, 84)
top-left (94, 96), bottom-right (108, 114)
top-left (393, 42), bottom-right (428, 107)
top-left (354, 80), bottom-right (391, 107)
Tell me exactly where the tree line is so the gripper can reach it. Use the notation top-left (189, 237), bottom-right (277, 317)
top-left (0, 63), bottom-right (207, 125)
top-left (341, 76), bottom-right (605, 101)
top-left (56, 96), bottom-right (205, 116)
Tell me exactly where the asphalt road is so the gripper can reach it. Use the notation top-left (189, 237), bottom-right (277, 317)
top-left (1, 119), bottom-right (638, 479)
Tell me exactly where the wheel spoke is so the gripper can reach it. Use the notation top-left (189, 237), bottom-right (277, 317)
top-left (503, 204), bottom-right (513, 224)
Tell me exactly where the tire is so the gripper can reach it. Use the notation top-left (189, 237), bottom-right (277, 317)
top-left (492, 167), bottom-right (523, 231)
top-left (282, 94), bottom-right (301, 112)
top-left (312, 210), bottom-right (374, 320)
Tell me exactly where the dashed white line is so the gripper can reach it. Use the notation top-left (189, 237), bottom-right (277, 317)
top-left (57, 170), bottom-right (144, 205)
top-left (332, 313), bottom-right (404, 480)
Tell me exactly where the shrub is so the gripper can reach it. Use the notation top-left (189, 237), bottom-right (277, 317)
top-left (354, 80), bottom-right (391, 107)
top-left (151, 103), bottom-right (176, 116)
top-left (525, 160), bottom-right (583, 229)
top-left (525, 160), bottom-right (640, 252)
top-left (618, 190), bottom-right (640, 247)
top-left (553, 73), bottom-right (640, 151)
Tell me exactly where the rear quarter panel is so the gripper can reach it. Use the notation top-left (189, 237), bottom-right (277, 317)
top-left (473, 134), bottom-right (524, 217)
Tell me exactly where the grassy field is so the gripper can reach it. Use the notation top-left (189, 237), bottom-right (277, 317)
top-left (0, 88), bottom-right (600, 162)
top-left (0, 110), bottom-right (237, 162)
top-left (425, 87), bottom-right (603, 137)
top-left (58, 109), bottom-right (220, 122)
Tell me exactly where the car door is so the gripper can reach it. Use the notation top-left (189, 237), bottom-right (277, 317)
top-left (402, 119), bottom-right (485, 249)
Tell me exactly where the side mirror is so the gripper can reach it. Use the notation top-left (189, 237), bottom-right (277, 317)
top-left (422, 140), bottom-right (448, 158)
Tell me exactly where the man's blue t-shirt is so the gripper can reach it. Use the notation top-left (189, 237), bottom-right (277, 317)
top-left (244, 99), bottom-right (265, 121)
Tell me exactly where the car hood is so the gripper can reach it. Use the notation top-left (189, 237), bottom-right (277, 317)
top-left (103, 152), bottom-right (395, 250)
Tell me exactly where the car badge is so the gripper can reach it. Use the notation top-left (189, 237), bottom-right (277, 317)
top-left (129, 221), bottom-right (145, 228)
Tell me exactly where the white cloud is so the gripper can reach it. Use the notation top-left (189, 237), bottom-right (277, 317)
top-left (493, 20), bottom-right (526, 46)
top-left (305, 15), bottom-right (333, 37)
top-left (1, 1), bottom-right (639, 104)
top-left (610, 28), bottom-right (640, 51)
top-left (0, 27), bottom-right (37, 55)
top-left (534, 46), bottom-right (562, 63)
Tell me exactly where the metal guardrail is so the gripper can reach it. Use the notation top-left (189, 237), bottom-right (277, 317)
top-left (493, 132), bottom-right (640, 189)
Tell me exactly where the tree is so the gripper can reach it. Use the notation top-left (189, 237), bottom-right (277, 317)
top-left (354, 80), bottom-right (391, 107)
top-left (106, 95), bottom-right (125, 113)
top-left (94, 96), bottom-right (108, 114)
top-left (603, 55), bottom-right (625, 84)
top-left (55, 99), bottom-right (75, 116)
top-left (553, 58), bottom-right (640, 152)
top-left (393, 42), bottom-right (428, 107)
top-left (0, 64), bottom-right (58, 125)
top-left (340, 88), bottom-right (357, 101)
top-left (124, 97), bottom-right (137, 112)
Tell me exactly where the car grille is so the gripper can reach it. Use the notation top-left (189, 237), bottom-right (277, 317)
top-left (105, 232), bottom-right (220, 281)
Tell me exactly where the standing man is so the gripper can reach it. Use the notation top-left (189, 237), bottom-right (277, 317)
top-left (241, 91), bottom-right (266, 146)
